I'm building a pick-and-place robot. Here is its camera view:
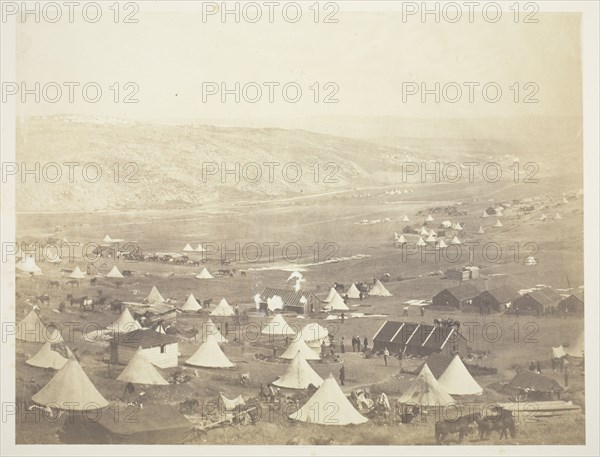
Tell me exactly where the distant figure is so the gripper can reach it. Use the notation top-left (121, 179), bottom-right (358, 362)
top-left (357, 337), bottom-right (361, 352)
top-left (234, 304), bottom-right (239, 315)
top-left (341, 337), bottom-right (345, 353)
top-left (321, 341), bottom-right (326, 357)
top-left (383, 347), bottom-right (389, 367)
top-left (403, 305), bottom-right (409, 317)
top-left (536, 361), bottom-right (542, 374)
top-left (420, 306), bottom-right (425, 317)
top-left (339, 365), bottom-right (346, 386)
top-left (363, 337), bottom-right (368, 352)
top-left (515, 306), bottom-right (520, 318)
top-left (341, 312), bottom-right (345, 324)
top-left (224, 322), bottom-right (229, 336)
top-left (273, 346), bottom-right (277, 358)
top-left (529, 361), bottom-right (536, 371)
top-left (284, 336), bottom-right (289, 347)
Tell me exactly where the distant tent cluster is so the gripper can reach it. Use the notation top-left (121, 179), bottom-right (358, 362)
top-left (183, 243), bottom-right (205, 252)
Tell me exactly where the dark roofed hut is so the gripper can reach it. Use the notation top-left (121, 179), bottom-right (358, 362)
top-left (431, 283), bottom-right (481, 311)
top-left (472, 286), bottom-right (521, 313)
top-left (505, 370), bottom-right (564, 401)
top-left (558, 293), bottom-right (584, 315)
top-left (512, 287), bottom-right (562, 315)
top-left (259, 288), bottom-right (321, 314)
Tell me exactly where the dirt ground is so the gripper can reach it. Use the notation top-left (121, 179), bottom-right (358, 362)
top-left (13, 184), bottom-right (585, 445)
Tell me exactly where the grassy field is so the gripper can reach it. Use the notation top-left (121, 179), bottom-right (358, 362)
top-left (13, 181), bottom-right (585, 445)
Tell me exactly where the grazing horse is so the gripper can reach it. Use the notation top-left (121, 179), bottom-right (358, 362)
top-left (47, 280), bottom-right (60, 289)
top-left (67, 294), bottom-right (94, 311)
top-left (65, 279), bottom-right (80, 287)
top-left (203, 298), bottom-right (213, 307)
top-left (435, 412), bottom-right (481, 444)
top-left (240, 271), bottom-right (247, 277)
top-left (36, 295), bottom-right (51, 306)
top-left (90, 277), bottom-right (97, 286)
top-left (477, 412), bottom-right (516, 440)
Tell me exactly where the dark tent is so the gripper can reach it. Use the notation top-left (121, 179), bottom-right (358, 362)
top-left (61, 404), bottom-right (194, 444)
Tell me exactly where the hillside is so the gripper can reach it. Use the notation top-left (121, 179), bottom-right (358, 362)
top-left (16, 115), bottom-right (581, 212)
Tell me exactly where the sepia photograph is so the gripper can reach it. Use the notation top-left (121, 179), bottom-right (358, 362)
top-left (1, 1), bottom-right (598, 455)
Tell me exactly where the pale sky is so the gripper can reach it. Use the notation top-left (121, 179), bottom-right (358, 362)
top-left (15, 4), bottom-right (582, 122)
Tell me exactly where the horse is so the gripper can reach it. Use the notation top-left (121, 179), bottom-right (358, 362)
top-left (36, 295), bottom-right (51, 306)
top-left (67, 294), bottom-right (94, 311)
top-left (240, 271), bottom-right (247, 277)
top-left (90, 277), bottom-right (97, 286)
top-left (65, 279), bottom-right (79, 287)
top-left (111, 301), bottom-right (124, 314)
top-left (435, 412), bottom-right (481, 444)
top-left (203, 298), bottom-right (213, 307)
top-left (47, 280), bottom-right (60, 289)
top-left (477, 411), bottom-right (516, 440)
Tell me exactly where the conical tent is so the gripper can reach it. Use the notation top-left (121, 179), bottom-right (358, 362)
top-left (436, 239), bottom-right (448, 249)
top-left (402, 215), bottom-right (410, 222)
top-left (102, 235), bottom-right (112, 242)
top-left (68, 266), bottom-right (86, 279)
top-left (273, 351), bottom-right (324, 390)
top-left (261, 313), bottom-right (296, 336)
top-left (565, 332), bottom-right (584, 358)
top-left (425, 234), bottom-right (436, 243)
top-left (203, 318), bottom-right (228, 343)
top-left (26, 342), bottom-right (68, 370)
top-left (181, 293), bottom-right (202, 312)
top-left (429, 229), bottom-right (437, 237)
top-left (182, 243), bottom-right (194, 252)
top-left (419, 227), bottom-right (429, 236)
top-left (17, 310), bottom-right (47, 342)
top-left (416, 237), bottom-right (427, 247)
top-left (562, 197), bottom-right (569, 204)
top-left (396, 234), bottom-right (407, 245)
top-left (196, 268), bottom-right (214, 279)
top-left (186, 334), bottom-right (234, 368)
top-left (107, 308), bottom-right (142, 334)
top-left (280, 337), bottom-right (320, 360)
top-left (195, 244), bottom-right (205, 252)
top-left (16, 256), bottom-right (42, 275)
top-left (117, 347), bottom-right (169, 385)
top-left (220, 393), bottom-right (246, 411)
top-left (437, 355), bottom-right (483, 395)
top-left (540, 214), bottom-right (547, 221)
top-left (145, 285), bottom-right (165, 303)
top-left (32, 357), bottom-right (109, 410)
top-left (482, 211), bottom-right (489, 218)
top-left (210, 298), bottom-right (235, 317)
top-left (323, 287), bottom-right (338, 303)
top-left (454, 222), bottom-right (463, 231)
top-left (552, 345), bottom-right (566, 359)
top-left (398, 364), bottom-right (455, 406)
top-left (554, 213), bottom-right (562, 220)
top-left (494, 220), bottom-right (503, 227)
top-left (477, 226), bottom-right (485, 234)
top-left (106, 265), bottom-right (124, 278)
top-left (425, 214), bottom-right (434, 222)
top-left (289, 374), bottom-right (367, 425)
top-left (347, 283), bottom-right (361, 299)
top-left (369, 280), bottom-right (392, 297)
top-left (300, 323), bottom-right (330, 347)
top-left (325, 291), bottom-right (349, 311)
top-left (450, 236), bottom-right (461, 245)
top-left (524, 256), bottom-right (538, 266)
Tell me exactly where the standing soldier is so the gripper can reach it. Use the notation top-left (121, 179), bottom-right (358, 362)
top-left (339, 365), bottom-right (346, 386)
top-left (383, 347), bottom-right (389, 366)
top-left (341, 336), bottom-right (345, 354)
